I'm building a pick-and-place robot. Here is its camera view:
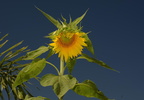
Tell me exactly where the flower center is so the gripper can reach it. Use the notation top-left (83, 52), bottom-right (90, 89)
top-left (59, 33), bottom-right (75, 46)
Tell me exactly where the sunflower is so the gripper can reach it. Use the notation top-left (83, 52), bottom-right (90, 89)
top-left (36, 7), bottom-right (94, 62)
top-left (49, 32), bottom-right (87, 62)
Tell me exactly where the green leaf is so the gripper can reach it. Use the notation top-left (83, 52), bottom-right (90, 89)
top-left (40, 74), bottom-right (58, 87)
top-left (36, 7), bottom-right (61, 28)
top-left (73, 80), bottom-right (109, 100)
top-left (77, 53), bottom-right (119, 72)
top-left (83, 34), bottom-right (94, 54)
top-left (66, 58), bottom-right (76, 74)
top-left (0, 41), bottom-right (23, 56)
top-left (24, 95), bottom-right (50, 100)
top-left (4, 46), bottom-right (28, 61)
top-left (70, 10), bottom-right (88, 26)
top-left (0, 40), bottom-right (8, 48)
top-left (13, 58), bottom-right (46, 88)
top-left (53, 75), bottom-right (77, 99)
top-left (24, 46), bottom-right (49, 60)
top-left (40, 74), bottom-right (77, 99)
top-left (0, 34), bottom-right (8, 41)
top-left (45, 48), bottom-right (55, 59)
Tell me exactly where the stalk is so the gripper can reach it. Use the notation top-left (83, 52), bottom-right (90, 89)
top-left (59, 59), bottom-right (64, 75)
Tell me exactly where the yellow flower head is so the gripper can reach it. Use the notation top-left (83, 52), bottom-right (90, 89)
top-left (36, 7), bottom-right (94, 62)
top-left (50, 32), bottom-right (87, 62)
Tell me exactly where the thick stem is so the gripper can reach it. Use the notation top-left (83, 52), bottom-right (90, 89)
top-left (60, 59), bottom-right (64, 75)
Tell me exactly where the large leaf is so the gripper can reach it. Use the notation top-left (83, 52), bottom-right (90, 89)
top-left (77, 53), bottom-right (119, 72)
top-left (24, 46), bottom-right (49, 60)
top-left (73, 80), bottom-right (109, 100)
top-left (24, 95), bottom-right (50, 100)
top-left (40, 74), bottom-right (58, 87)
top-left (13, 58), bottom-right (46, 88)
top-left (36, 7), bottom-right (62, 28)
top-left (40, 74), bottom-right (77, 99)
top-left (53, 75), bottom-right (77, 99)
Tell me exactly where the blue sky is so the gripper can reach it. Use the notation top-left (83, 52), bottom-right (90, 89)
top-left (0, 0), bottom-right (144, 100)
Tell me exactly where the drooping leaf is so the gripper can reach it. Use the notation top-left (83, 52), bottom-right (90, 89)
top-left (36, 7), bottom-right (62, 28)
top-left (73, 80), bottom-right (109, 100)
top-left (13, 58), bottom-right (46, 88)
top-left (40, 74), bottom-right (58, 87)
top-left (24, 46), bottom-right (49, 60)
top-left (66, 58), bottom-right (76, 74)
top-left (77, 53), bottom-right (119, 72)
top-left (53, 75), bottom-right (77, 99)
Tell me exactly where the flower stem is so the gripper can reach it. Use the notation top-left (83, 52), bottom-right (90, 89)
top-left (60, 59), bottom-right (64, 75)
top-left (46, 61), bottom-right (60, 75)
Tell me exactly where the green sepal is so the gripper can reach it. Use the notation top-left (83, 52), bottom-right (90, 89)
top-left (36, 7), bottom-right (62, 28)
top-left (13, 58), bottom-right (46, 88)
top-left (77, 53), bottom-right (119, 72)
top-left (45, 47), bottom-right (55, 59)
top-left (73, 80), bottom-right (109, 100)
top-left (66, 58), bottom-right (76, 74)
top-left (70, 10), bottom-right (88, 27)
top-left (24, 46), bottom-right (49, 60)
top-left (83, 34), bottom-right (94, 54)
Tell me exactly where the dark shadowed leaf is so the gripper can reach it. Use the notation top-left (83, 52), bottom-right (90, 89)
top-left (83, 34), bottom-right (94, 54)
top-left (66, 58), bottom-right (76, 74)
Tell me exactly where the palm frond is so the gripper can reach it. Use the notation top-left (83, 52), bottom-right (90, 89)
top-left (0, 34), bottom-right (32, 100)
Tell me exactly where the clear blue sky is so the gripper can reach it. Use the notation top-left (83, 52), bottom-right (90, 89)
top-left (0, 0), bottom-right (144, 100)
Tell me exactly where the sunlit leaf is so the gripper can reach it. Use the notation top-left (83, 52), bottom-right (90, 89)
top-left (24, 46), bottom-right (49, 60)
top-left (77, 53), bottom-right (119, 72)
top-left (73, 80), bottom-right (109, 100)
top-left (13, 58), bottom-right (46, 88)
top-left (40, 74), bottom-right (58, 87)
top-left (53, 75), bottom-right (77, 99)
top-left (24, 95), bottom-right (50, 100)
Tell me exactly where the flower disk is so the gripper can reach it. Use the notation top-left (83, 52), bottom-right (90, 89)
top-left (49, 32), bottom-right (87, 62)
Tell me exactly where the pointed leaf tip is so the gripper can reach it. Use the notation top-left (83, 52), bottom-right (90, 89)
top-left (36, 7), bottom-right (61, 28)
